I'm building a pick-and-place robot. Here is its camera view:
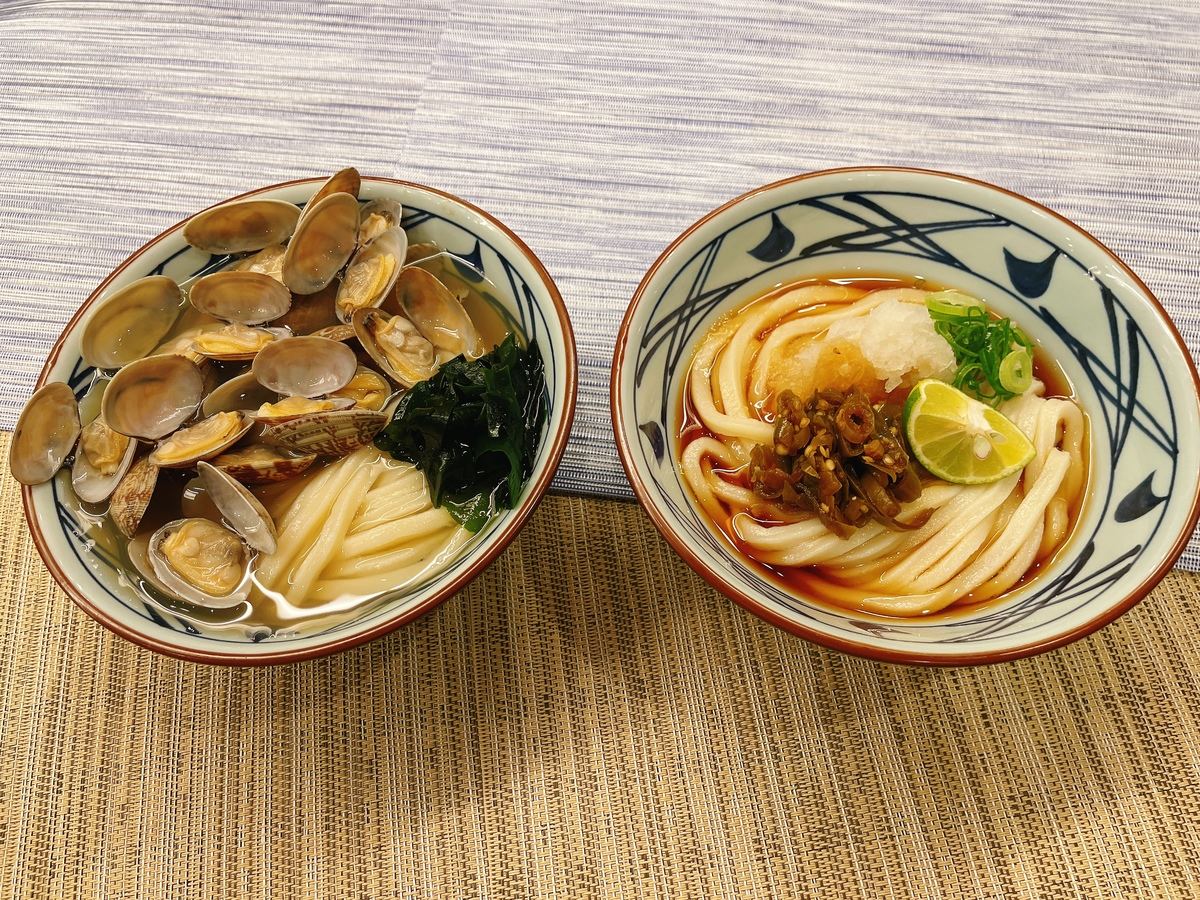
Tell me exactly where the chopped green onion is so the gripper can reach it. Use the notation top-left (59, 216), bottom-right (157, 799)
top-left (999, 349), bottom-right (1033, 394)
top-left (925, 291), bottom-right (985, 319)
top-left (924, 293), bottom-right (1035, 406)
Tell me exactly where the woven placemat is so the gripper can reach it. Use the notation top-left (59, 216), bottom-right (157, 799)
top-left (1, 433), bottom-right (1199, 899)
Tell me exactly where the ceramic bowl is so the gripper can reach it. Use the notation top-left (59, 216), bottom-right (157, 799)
top-left (613, 167), bottom-right (1200, 665)
top-left (23, 176), bottom-right (577, 665)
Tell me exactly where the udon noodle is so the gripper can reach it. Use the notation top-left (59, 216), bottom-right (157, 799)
top-left (681, 281), bottom-right (1087, 617)
top-left (254, 446), bottom-right (469, 609)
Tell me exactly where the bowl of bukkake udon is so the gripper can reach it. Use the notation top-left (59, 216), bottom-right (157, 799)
top-left (13, 169), bottom-right (576, 664)
top-left (613, 167), bottom-right (1200, 665)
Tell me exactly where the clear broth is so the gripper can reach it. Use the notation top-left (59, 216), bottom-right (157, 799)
top-left (65, 249), bottom-right (518, 640)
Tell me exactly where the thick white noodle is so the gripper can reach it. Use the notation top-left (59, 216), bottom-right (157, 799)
top-left (254, 446), bottom-right (467, 606)
top-left (681, 289), bottom-right (1088, 616)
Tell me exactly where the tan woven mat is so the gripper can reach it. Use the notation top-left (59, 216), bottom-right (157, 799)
top-left (2, 432), bottom-right (1199, 899)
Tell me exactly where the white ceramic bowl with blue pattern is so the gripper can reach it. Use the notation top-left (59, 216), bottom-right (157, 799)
top-left (23, 177), bottom-right (577, 665)
top-left (613, 168), bottom-right (1200, 665)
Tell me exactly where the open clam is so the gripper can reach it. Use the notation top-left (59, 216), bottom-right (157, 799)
top-left (183, 199), bottom-right (301, 254)
top-left (251, 335), bottom-right (358, 398)
top-left (211, 445), bottom-right (317, 484)
top-left (197, 461), bottom-right (278, 554)
top-left (148, 411), bottom-right (254, 468)
top-left (228, 243), bottom-right (286, 283)
top-left (260, 409), bottom-right (387, 456)
top-left (103, 355), bottom-right (206, 440)
top-left (71, 417), bottom-right (137, 503)
top-left (10, 382), bottom-right (81, 485)
top-left (191, 324), bottom-right (288, 361)
top-left (252, 396), bottom-right (355, 425)
top-left (109, 455), bottom-right (159, 537)
top-left (282, 192), bottom-right (359, 295)
top-left (201, 371), bottom-right (278, 416)
top-left (357, 198), bottom-right (403, 245)
top-left (335, 226), bottom-right (405, 322)
top-left (147, 518), bottom-right (252, 608)
top-left (351, 308), bottom-right (438, 387)
top-left (309, 167), bottom-right (361, 208)
top-left (81, 276), bottom-right (186, 370)
top-left (188, 270), bottom-right (292, 324)
top-left (391, 266), bottom-right (482, 359)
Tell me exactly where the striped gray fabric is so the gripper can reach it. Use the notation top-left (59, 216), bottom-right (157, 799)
top-left (2, 0), bottom-right (1198, 565)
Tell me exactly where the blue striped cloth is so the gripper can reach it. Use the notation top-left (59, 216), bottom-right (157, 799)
top-left (2, 0), bottom-right (1198, 566)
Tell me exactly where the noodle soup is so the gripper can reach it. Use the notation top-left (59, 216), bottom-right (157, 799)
top-left (678, 277), bottom-right (1088, 619)
top-left (12, 168), bottom-right (548, 640)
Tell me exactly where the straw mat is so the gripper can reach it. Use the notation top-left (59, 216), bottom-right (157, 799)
top-left (2, 432), bottom-right (1199, 899)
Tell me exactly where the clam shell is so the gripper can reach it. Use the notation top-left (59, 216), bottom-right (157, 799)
top-left (260, 409), bottom-right (387, 456)
top-left (282, 192), bottom-right (359, 295)
top-left (351, 308), bottom-right (438, 387)
top-left (102, 355), bottom-right (206, 440)
top-left (183, 199), bottom-right (301, 254)
top-left (200, 371), bottom-right (278, 417)
top-left (197, 461), bottom-right (277, 554)
top-left (147, 518), bottom-right (251, 608)
top-left (309, 167), bottom-right (361, 207)
top-left (391, 265), bottom-right (482, 359)
top-left (211, 445), bottom-right (317, 484)
top-left (10, 382), bottom-right (81, 485)
top-left (71, 419), bottom-right (138, 503)
top-left (251, 335), bottom-right (358, 398)
top-left (335, 226), bottom-right (406, 323)
top-left (127, 535), bottom-right (178, 599)
top-left (148, 411), bottom-right (254, 468)
top-left (81, 276), bottom-right (186, 370)
top-left (189, 271), bottom-right (292, 325)
top-left (109, 455), bottom-right (159, 537)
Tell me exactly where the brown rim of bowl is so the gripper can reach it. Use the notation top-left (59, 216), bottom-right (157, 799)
top-left (612, 165), bottom-right (1200, 667)
top-left (22, 176), bottom-right (578, 666)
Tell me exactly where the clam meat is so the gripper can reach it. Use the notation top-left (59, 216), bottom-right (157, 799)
top-left (351, 308), bottom-right (438, 387)
top-left (148, 411), bottom-right (253, 468)
top-left (71, 418), bottom-right (137, 503)
top-left (148, 518), bottom-right (251, 607)
top-left (335, 225), bottom-right (405, 322)
top-left (191, 324), bottom-right (286, 361)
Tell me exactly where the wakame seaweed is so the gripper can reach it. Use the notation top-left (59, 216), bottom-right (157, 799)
top-left (374, 334), bottom-right (547, 533)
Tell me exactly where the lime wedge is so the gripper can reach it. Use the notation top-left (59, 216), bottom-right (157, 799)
top-left (902, 379), bottom-right (1035, 485)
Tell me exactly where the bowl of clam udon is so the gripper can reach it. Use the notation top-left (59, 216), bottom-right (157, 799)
top-left (613, 167), bottom-right (1200, 665)
top-left (13, 169), bottom-right (576, 664)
